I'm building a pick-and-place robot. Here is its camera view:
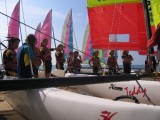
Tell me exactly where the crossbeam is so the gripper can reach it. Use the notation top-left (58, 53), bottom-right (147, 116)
top-left (0, 74), bottom-right (149, 91)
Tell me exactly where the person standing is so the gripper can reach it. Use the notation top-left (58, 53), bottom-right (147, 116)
top-left (88, 50), bottom-right (101, 75)
top-left (107, 50), bottom-right (119, 74)
top-left (121, 50), bottom-right (133, 74)
top-left (17, 34), bottom-right (38, 78)
top-left (65, 51), bottom-right (74, 73)
top-left (3, 37), bottom-right (20, 77)
top-left (40, 39), bottom-right (55, 78)
top-left (73, 51), bottom-right (82, 73)
top-left (55, 44), bottom-right (65, 70)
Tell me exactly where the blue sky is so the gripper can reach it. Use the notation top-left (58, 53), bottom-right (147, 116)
top-left (0, 0), bottom-right (146, 65)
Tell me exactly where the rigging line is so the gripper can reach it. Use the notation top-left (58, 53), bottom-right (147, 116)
top-left (0, 11), bottom-right (91, 60)
top-left (135, 79), bottom-right (155, 105)
top-left (5, 0), bottom-right (9, 27)
top-left (20, 0), bottom-right (27, 37)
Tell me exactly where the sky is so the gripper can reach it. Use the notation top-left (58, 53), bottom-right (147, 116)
top-left (0, 0), bottom-right (146, 65)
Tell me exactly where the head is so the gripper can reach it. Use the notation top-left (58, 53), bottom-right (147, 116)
top-left (74, 51), bottom-right (79, 57)
top-left (122, 50), bottom-right (129, 55)
top-left (109, 50), bottom-right (114, 56)
top-left (57, 44), bottom-right (64, 51)
top-left (25, 34), bottom-right (37, 47)
top-left (41, 39), bottom-right (48, 47)
top-left (8, 37), bottom-right (20, 50)
top-left (94, 50), bottom-right (99, 56)
top-left (69, 51), bottom-right (73, 57)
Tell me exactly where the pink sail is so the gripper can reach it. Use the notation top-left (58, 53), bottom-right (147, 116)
top-left (35, 23), bottom-right (41, 48)
top-left (40, 10), bottom-right (52, 48)
top-left (8, 1), bottom-right (20, 38)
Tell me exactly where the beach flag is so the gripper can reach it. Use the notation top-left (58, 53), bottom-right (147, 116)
top-left (35, 23), bottom-right (41, 48)
top-left (8, 1), bottom-right (20, 38)
top-left (40, 9), bottom-right (52, 48)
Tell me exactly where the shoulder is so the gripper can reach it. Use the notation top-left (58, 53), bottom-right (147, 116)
top-left (5, 50), bottom-right (13, 56)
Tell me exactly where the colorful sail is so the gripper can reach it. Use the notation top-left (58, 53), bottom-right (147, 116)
top-left (82, 24), bottom-right (94, 63)
top-left (8, 1), bottom-right (20, 38)
top-left (35, 23), bottom-right (41, 48)
top-left (82, 24), bottom-right (108, 64)
top-left (40, 9), bottom-right (52, 48)
top-left (87, 0), bottom-right (147, 53)
top-left (61, 9), bottom-right (73, 59)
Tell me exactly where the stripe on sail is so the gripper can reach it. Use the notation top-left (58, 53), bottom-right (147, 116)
top-left (40, 10), bottom-right (52, 48)
top-left (61, 9), bottom-right (73, 59)
top-left (8, 1), bottom-right (20, 38)
top-left (82, 24), bottom-right (94, 63)
top-left (87, 1), bottom-right (147, 53)
top-left (35, 23), bottom-right (41, 48)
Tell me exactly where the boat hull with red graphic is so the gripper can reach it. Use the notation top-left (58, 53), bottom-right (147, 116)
top-left (65, 73), bottom-right (160, 105)
top-left (3, 87), bottom-right (160, 120)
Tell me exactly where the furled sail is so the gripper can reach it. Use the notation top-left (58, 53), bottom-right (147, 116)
top-left (40, 9), bottom-right (52, 48)
top-left (87, 0), bottom-right (147, 53)
top-left (8, 1), bottom-right (20, 38)
top-left (61, 9), bottom-right (73, 59)
top-left (35, 23), bottom-right (41, 48)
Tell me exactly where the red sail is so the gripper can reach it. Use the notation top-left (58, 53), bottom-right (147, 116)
top-left (88, 3), bottom-right (147, 53)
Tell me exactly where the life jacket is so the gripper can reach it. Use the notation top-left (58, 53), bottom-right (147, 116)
top-left (40, 46), bottom-right (52, 61)
top-left (67, 57), bottom-right (73, 67)
top-left (122, 54), bottom-right (132, 64)
top-left (91, 56), bottom-right (100, 67)
top-left (55, 50), bottom-right (65, 63)
top-left (73, 57), bottom-right (81, 70)
top-left (107, 56), bottom-right (117, 66)
top-left (3, 49), bottom-right (17, 76)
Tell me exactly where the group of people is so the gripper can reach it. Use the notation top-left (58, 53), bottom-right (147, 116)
top-left (88, 50), bottom-right (133, 75)
top-left (2, 34), bottom-right (82, 78)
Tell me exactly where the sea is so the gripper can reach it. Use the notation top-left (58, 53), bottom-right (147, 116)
top-left (39, 64), bottom-right (145, 71)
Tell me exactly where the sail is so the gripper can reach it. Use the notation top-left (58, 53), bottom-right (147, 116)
top-left (35, 23), bottom-right (41, 48)
top-left (147, 0), bottom-right (160, 48)
top-left (82, 24), bottom-right (108, 64)
top-left (61, 9), bottom-right (73, 59)
top-left (8, 1), bottom-right (20, 38)
top-left (40, 10), bottom-right (52, 48)
top-left (87, 0), bottom-right (147, 53)
top-left (82, 24), bottom-right (94, 63)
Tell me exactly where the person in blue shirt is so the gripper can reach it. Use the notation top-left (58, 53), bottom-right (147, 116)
top-left (17, 34), bottom-right (38, 78)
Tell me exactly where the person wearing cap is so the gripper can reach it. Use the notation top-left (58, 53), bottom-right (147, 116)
top-left (17, 34), bottom-right (39, 78)
top-left (3, 37), bottom-right (20, 77)
top-left (121, 50), bottom-right (133, 74)
top-left (107, 50), bottom-right (119, 75)
top-left (89, 50), bottom-right (101, 75)
top-left (40, 39), bottom-right (55, 78)
top-left (55, 44), bottom-right (65, 70)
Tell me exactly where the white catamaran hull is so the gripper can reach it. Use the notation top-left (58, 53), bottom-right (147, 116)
top-left (65, 73), bottom-right (160, 105)
top-left (3, 88), bottom-right (160, 120)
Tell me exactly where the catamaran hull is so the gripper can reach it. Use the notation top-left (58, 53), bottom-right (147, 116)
top-left (65, 73), bottom-right (160, 105)
top-left (2, 87), bottom-right (160, 120)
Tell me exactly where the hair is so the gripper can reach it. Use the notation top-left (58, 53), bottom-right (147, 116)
top-left (109, 50), bottom-right (114, 55)
top-left (25, 34), bottom-right (37, 45)
top-left (8, 37), bottom-right (20, 48)
top-left (58, 44), bottom-right (63, 47)
top-left (69, 51), bottom-right (73, 55)
top-left (41, 38), bottom-right (48, 47)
